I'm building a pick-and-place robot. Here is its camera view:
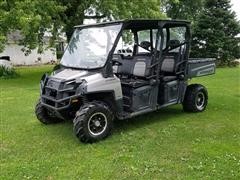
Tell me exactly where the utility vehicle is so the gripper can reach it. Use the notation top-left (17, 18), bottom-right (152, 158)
top-left (35, 20), bottom-right (216, 143)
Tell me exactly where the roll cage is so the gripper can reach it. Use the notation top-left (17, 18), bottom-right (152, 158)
top-left (74, 20), bottom-right (191, 78)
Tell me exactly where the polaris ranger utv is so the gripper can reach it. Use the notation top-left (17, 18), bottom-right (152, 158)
top-left (35, 20), bottom-right (215, 143)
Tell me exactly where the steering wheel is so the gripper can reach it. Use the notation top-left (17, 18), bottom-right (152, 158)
top-left (139, 41), bottom-right (151, 52)
top-left (112, 59), bottom-right (122, 66)
top-left (167, 41), bottom-right (187, 53)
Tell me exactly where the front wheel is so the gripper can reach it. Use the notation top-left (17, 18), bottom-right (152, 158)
top-left (35, 100), bottom-right (63, 124)
top-left (182, 84), bottom-right (208, 112)
top-left (73, 101), bottom-right (114, 143)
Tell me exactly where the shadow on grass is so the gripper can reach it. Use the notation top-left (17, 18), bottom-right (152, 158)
top-left (63, 106), bottom-right (184, 132)
top-left (41, 105), bottom-right (185, 145)
top-left (113, 106), bottom-right (184, 133)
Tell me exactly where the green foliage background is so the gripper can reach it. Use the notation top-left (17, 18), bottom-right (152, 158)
top-left (0, 0), bottom-right (164, 53)
top-left (191, 0), bottom-right (240, 66)
top-left (0, 0), bottom-right (239, 65)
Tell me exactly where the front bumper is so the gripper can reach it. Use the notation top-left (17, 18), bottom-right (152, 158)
top-left (40, 75), bottom-right (81, 111)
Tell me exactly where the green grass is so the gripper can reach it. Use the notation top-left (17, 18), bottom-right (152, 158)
top-left (1, 66), bottom-right (240, 179)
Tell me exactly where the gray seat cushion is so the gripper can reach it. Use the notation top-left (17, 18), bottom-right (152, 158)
top-left (133, 61), bottom-right (146, 77)
top-left (161, 55), bottom-right (178, 82)
top-left (117, 59), bottom-right (134, 75)
top-left (116, 55), bottom-right (152, 77)
top-left (132, 56), bottom-right (152, 77)
top-left (161, 56), bottom-right (175, 73)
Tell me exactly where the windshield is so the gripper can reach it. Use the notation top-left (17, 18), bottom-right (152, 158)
top-left (60, 24), bottom-right (122, 69)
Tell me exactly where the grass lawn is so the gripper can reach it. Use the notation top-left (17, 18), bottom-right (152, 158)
top-left (0, 66), bottom-right (240, 179)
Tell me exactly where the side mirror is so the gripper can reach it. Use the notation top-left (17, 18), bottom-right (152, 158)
top-left (167, 40), bottom-right (181, 49)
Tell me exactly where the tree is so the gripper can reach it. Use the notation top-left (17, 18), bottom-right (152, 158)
top-left (164, 0), bottom-right (204, 22)
top-left (191, 0), bottom-right (240, 66)
top-left (0, 0), bottom-right (164, 53)
top-left (0, 0), bottom-right (65, 53)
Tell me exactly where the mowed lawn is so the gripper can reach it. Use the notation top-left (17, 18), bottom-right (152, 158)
top-left (0, 66), bottom-right (240, 179)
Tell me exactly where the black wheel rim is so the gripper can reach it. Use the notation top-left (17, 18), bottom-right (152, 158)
top-left (195, 91), bottom-right (205, 110)
top-left (88, 112), bottom-right (107, 136)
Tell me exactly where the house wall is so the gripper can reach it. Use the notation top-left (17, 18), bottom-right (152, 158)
top-left (0, 44), bottom-right (57, 65)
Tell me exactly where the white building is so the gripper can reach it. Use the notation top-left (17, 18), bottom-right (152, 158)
top-left (0, 31), bottom-right (65, 66)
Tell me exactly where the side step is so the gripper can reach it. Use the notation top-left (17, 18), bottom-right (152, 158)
top-left (118, 107), bottom-right (155, 120)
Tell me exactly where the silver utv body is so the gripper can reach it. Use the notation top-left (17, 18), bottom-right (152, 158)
top-left (39, 20), bottom-right (215, 120)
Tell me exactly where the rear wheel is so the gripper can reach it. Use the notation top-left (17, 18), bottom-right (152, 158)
top-left (73, 101), bottom-right (113, 143)
top-left (182, 84), bottom-right (208, 112)
top-left (35, 100), bottom-right (63, 124)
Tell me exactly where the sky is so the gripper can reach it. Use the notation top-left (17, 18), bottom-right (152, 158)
top-left (231, 0), bottom-right (240, 20)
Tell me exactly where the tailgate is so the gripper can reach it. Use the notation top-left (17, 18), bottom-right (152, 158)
top-left (186, 58), bottom-right (216, 78)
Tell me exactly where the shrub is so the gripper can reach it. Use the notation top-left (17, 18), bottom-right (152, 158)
top-left (0, 66), bottom-right (19, 79)
top-left (229, 60), bottom-right (240, 67)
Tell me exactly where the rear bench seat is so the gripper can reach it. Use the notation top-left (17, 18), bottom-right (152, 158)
top-left (161, 53), bottom-right (178, 82)
top-left (113, 49), bottom-right (182, 86)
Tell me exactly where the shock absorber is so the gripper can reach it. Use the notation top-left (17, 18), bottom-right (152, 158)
top-left (81, 95), bottom-right (88, 105)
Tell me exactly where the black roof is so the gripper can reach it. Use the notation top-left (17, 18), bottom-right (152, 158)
top-left (74, 19), bottom-right (190, 30)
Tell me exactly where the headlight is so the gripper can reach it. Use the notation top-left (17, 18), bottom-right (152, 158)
top-left (63, 80), bottom-right (76, 89)
top-left (65, 80), bottom-right (75, 85)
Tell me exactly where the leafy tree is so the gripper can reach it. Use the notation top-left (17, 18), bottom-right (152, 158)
top-left (164, 0), bottom-right (204, 22)
top-left (0, 0), bottom-right (164, 53)
top-left (0, 0), bottom-right (65, 53)
top-left (191, 0), bottom-right (240, 66)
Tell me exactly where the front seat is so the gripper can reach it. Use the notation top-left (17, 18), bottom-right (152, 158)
top-left (120, 55), bottom-right (152, 88)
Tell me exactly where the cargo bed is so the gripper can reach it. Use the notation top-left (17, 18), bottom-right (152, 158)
top-left (186, 58), bottom-right (216, 78)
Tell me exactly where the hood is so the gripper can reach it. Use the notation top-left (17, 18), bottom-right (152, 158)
top-left (52, 69), bottom-right (88, 81)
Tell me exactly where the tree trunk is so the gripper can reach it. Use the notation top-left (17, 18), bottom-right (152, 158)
top-left (65, 16), bottom-right (84, 42)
